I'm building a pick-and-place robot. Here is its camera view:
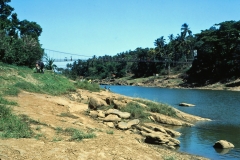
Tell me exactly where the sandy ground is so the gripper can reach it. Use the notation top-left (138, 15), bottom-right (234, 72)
top-left (0, 90), bottom-right (209, 160)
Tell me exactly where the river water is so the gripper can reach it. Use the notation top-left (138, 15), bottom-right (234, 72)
top-left (102, 85), bottom-right (240, 160)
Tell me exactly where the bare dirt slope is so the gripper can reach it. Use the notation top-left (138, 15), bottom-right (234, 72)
top-left (0, 90), bottom-right (208, 160)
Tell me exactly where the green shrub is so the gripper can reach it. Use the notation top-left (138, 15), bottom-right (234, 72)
top-left (57, 127), bottom-right (96, 141)
top-left (52, 136), bottom-right (63, 142)
top-left (38, 74), bottom-right (76, 95)
top-left (15, 81), bottom-right (42, 93)
top-left (19, 114), bottom-right (47, 126)
top-left (58, 112), bottom-right (79, 119)
top-left (106, 130), bottom-right (114, 134)
top-left (55, 127), bottom-right (64, 134)
top-left (3, 87), bottom-right (20, 96)
top-left (121, 102), bottom-right (150, 121)
top-left (163, 155), bottom-right (176, 160)
top-left (75, 80), bottom-right (100, 92)
top-left (0, 97), bottom-right (17, 106)
top-left (135, 99), bottom-right (177, 118)
top-left (0, 105), bottom-right (32, 138)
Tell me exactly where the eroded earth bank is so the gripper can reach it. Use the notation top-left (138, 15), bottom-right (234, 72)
top-left (0, 89), bottom-right (210, 160)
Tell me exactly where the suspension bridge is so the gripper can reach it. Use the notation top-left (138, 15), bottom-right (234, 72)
top-left (43, 48), bottom-right (194, 64)
top-left (43, 49), bottom-right (92, 62)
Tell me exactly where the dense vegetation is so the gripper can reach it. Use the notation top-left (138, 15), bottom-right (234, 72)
top-left (64, 21), bottom-right (240, 86)
top-left (0, 0), bottom-right (43, 67)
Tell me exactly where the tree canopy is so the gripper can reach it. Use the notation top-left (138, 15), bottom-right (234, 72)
top-left (0, 0), bottom-right (43, 67)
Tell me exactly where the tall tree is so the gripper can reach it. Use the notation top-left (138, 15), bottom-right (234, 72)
top-left (0, 0), bottom-right (44, 67)
top-left (0, 0), bottom-right (13, 30)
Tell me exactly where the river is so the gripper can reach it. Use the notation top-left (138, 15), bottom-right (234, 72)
top-left (102, 85), bottom-right (240, 160)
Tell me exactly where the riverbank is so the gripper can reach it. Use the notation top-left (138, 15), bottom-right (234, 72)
top-left (97, 74), bottom-right (240, 91)
top-left (0, 89), bottom-right (210, 160)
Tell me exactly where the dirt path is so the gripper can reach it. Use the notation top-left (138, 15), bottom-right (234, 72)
top-left (0, 90), bottom-right (208, 160)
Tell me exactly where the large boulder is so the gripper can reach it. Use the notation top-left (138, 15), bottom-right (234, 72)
top-left (213, 140), bottom-right (234, 149)
top-left (127, 119), bottom-right (140, 128)
top-left (106, 109), bottom-right (131, 119)
top-left (88, 96), bottom-right (108, 110)
top-left (118, 122), bottom-right (128, 130)
top-left (113, 100), bottom-right (127, 109)
top-left (117, 119), bottom-right (139, 130)
top-left (103, 114), bottom-right (121, 122)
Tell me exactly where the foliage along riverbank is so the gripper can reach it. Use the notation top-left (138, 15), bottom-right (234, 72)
top-left (97, 73), bottom-right (240, 92)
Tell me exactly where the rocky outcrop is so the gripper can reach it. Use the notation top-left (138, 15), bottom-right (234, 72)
top-left (143, 123), bottom-right (181, 137)
top-left (86, 94), bottom-right (211, 150)
top-left (179, 103), bottom-right (195, 107)
top-left (89, 110), bottom-right (98, 118)
top-left (139, 126), bottom-right (180, 149)
top-left (106, 109), bottom-right (130, 119)
top-left (97, 110), bottom-right (105, 118)
top-left (213, 140), bottom-right (234, 149)
top-left (118, 122), bottom-right (128, 130)
top-left (87, 107), bottom-right (181, 149)
top-left (150, 113), bottom-right (193, 126)
top-left (113, 100), bottom-right (127, 109)
top-left (174, 109), bottom-right (211, 122)
top-left (88, 96), bottom-right (108, 110)
top-left (103, 114), bottom-right (121, 122)
top-left (127, 119), bottom-right (140, 128)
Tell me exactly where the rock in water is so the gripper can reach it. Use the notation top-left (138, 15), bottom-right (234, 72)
top-left (213, 140), bottom-right (234, 149)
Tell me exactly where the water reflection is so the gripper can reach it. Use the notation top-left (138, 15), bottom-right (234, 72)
top-left (214, 148), bottom-right (232, 155)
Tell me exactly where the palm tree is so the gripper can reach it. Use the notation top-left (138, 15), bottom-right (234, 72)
top-left (168, 34), bottom-right (175, 42)
top-left (181, 23), bottom-right (192, 39)
top-left (154, 36), bottom-right (165, 48)
top-left (176, 23), bottom-right (194, 62)
top-left (44, 54), bottom-right (57, 71)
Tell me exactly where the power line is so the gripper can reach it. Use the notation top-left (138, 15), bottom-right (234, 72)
top-left (44, 48), bottom-right (92, 57)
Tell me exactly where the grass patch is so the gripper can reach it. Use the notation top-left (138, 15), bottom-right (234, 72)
top-left (52, 136), bottom-right (63, 142)
top-left (18, 72), bottom-right (26, 78)
top-left (19, 114), bottom-right (48, 126)
top-left (75, 80), bottom-right (100, 92)
top-left (163, 155), bottom-right (176, 160)
top-left (0, 97), bottom-right (18, 106)
top-left (38, 74), bottom-right (76, 95)
top-left (106, 130), bottom-right (114, 134)
top-left (0, 63), bottom-right (77, 96)
top-left (34, 133), bottom-right (44, 140)
top-left (0, 105), bottom-right (32, 138)
top-left (55, 127), bottom-right (96, 141)
top-left (135, 99), bottom-right (177, 118)
top-left (35, 126), bottom-right (41, 131)
top-left (3, 87), bottom-right (20, 96)
top-left (121, 102), bottom-right (150, 121)
top-left (15, 81), bottom-right (42, 93)
top-left (58, 112), bottom-right (79, 119)
top-left (55, 127), bottom-right (64, 134)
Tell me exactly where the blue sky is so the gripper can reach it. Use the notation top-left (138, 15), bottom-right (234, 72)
top-left (9, 0), bottom-right (240, 67)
